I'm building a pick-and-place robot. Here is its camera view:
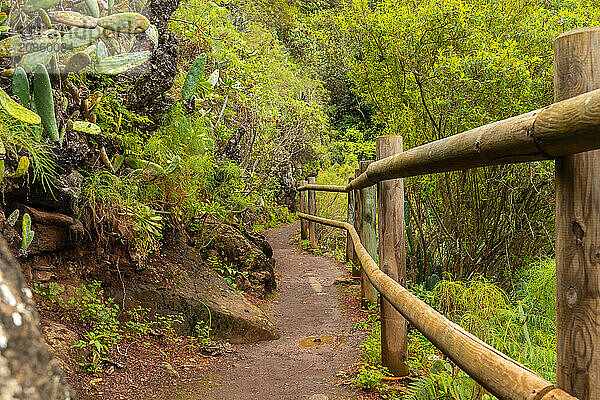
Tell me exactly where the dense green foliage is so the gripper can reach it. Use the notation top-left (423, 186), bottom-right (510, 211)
top-left (0, 0), bottom-right (596, 392)
top-left (352, 259), bottom-right (556, 398)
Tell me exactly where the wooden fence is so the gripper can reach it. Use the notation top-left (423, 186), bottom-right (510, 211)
top-left (297, 28), bottom-right (600, 400)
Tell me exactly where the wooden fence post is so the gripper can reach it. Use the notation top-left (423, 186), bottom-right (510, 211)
top-left (554, 27), bottom-right (600, 400)
top-left (352, 169), bottom-right (362, 278)
top-left (358, 160), bottom-right (378, 306)
top-left (308, 176), bottom-right (317, 248)
top-left (300, 179), bottom-right (308, 240)
top-left (376, 136), bottom-right (408, 377)
top-left (346, 176), bottom-right (355, 263)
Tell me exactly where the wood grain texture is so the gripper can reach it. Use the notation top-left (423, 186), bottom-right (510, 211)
top-left (358, 161), bottom-right (378, 306)
top-left (376, 136), bottom-right (409, 377)
top-left (297, 212), bottom-right (577, 400)
top-left (346, 176), bottom-right (355, 263)
top-left (297, 184), bottom-right (348, 192)
top-left (299, 180), bottom-right (308, 240)
top-left (352, 169), bottom-right (362, 277)
top-left (307, 176), bottom-right (317, 248)
top-left (554, 27), bottom-right (600, 400)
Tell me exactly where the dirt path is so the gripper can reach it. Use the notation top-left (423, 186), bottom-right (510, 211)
top-left (168, 222), bottom-right (360, 400)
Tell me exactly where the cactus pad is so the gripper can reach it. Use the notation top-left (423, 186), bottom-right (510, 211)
top-left (11, 67), bottom-right (30, 108)
top-left (0, 88), bottom-right (41, 124)
top-left (96, 50), bottom-right (150, 74)
top-left (48, 11), bottom-right (98, 29)
top-left (33, 64), bottom-right (60, 140)
top-left (97, 13), bottom-right (149, 34)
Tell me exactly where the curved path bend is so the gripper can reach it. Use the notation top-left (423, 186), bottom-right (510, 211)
top-left (171, 222), bottom-right (360, 399)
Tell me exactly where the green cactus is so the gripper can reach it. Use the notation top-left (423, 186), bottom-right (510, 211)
top-left (22, 0), bottom-right (60, 12)
top-left (39, 9), bottom-right (53, 28)
top-left (12, 67), bottom-right (30, 108)
top-left (48, 11), bottom-right (98, 29)
top-left (97, 13), bottom-right (150, 34)
top-left (0, 88), bottom-right (41, 124)
top-left (85, 0), bottom-right (100, 18)
top-left (96, 50), bottom-right (150, 75)
top-left (72, 120), bottom-right (101, 135)
top-left (65, 51), bottom-right (91, 72)
top-left (19, 48), bottom-right (53, 72)
top-left (96, 41), bottom-right (108, 59)
top-left (6, 156), bottom-right (30, 178)
top-left (0, 35), bottom-right (23, 57)
top-left (21, 213), bottom-right (34, 254)
top-left (33, 64), bottom-right (60, 141)
top-left (182, 53), bottom-right (206, 100)
top-left (7, 209), bottom-right (19, 226)
top-left (61, 26), bottom-right (103, 49)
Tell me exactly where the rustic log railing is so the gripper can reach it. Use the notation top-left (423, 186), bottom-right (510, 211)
top-left (297, 28), bottom-right (600, 400)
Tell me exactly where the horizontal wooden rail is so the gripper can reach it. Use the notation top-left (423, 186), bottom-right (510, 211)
top-left (297, 184), bottom-right (348, 192)
top-left (343, 88), bottom-right (600, 191)
top-left (297, 211), bottom-right (577, 400)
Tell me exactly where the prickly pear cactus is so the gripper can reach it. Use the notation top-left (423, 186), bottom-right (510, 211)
top-left (61, 26), bottom-right (103, 49)
top-left (182, 53), bottom-right (207, 100)
top-left (11, 67), bottom-right (30, 108)
top-left (0, 88), bottom-right (41, 124)
top-left (97, 12), bottom-right (149, 34)
top-left (21, 213), bottom-right (35, 254)
top-left (22, 0), bottom-right (61, 13)
top-left (19, 48), bottom-right (53, 72)
top-left (47, 11), bottom-right (97, 28)
top-left (96, 41), bottom-right (108, 59)
top-left (96, 51), bottom-right (151, 75)
top-left (38, 9), bottom-right (52, 28)
top-left (65, 51), bottom-right (91, 72)
top-left (84, 0), bottom-right (99, 18)
top-left (33, 64), bottom-right (60, 141)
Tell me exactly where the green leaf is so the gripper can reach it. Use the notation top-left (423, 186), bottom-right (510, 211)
top-left (73, 120), bottom-right (101, 135)
top-left (207, 69), bottom-right (219, 88)
top-left (6, 156), bottom-right (30, 178)
top-left (182, 53), bottom-right (207, 100)
top-left (7, 209), bottom-right (19, 226)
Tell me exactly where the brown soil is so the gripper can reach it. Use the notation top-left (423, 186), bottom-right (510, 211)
top-left (164, 222), bottom-right (362, 400)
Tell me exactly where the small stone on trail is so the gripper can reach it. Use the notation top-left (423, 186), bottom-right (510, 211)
top-left (161, 362), bottom-right (180, 379)
top-left (309, 395), bottom-right (329, 400)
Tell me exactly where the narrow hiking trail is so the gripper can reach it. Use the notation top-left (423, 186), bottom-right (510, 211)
top-left (169, 222), bottom-right (361, 400)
